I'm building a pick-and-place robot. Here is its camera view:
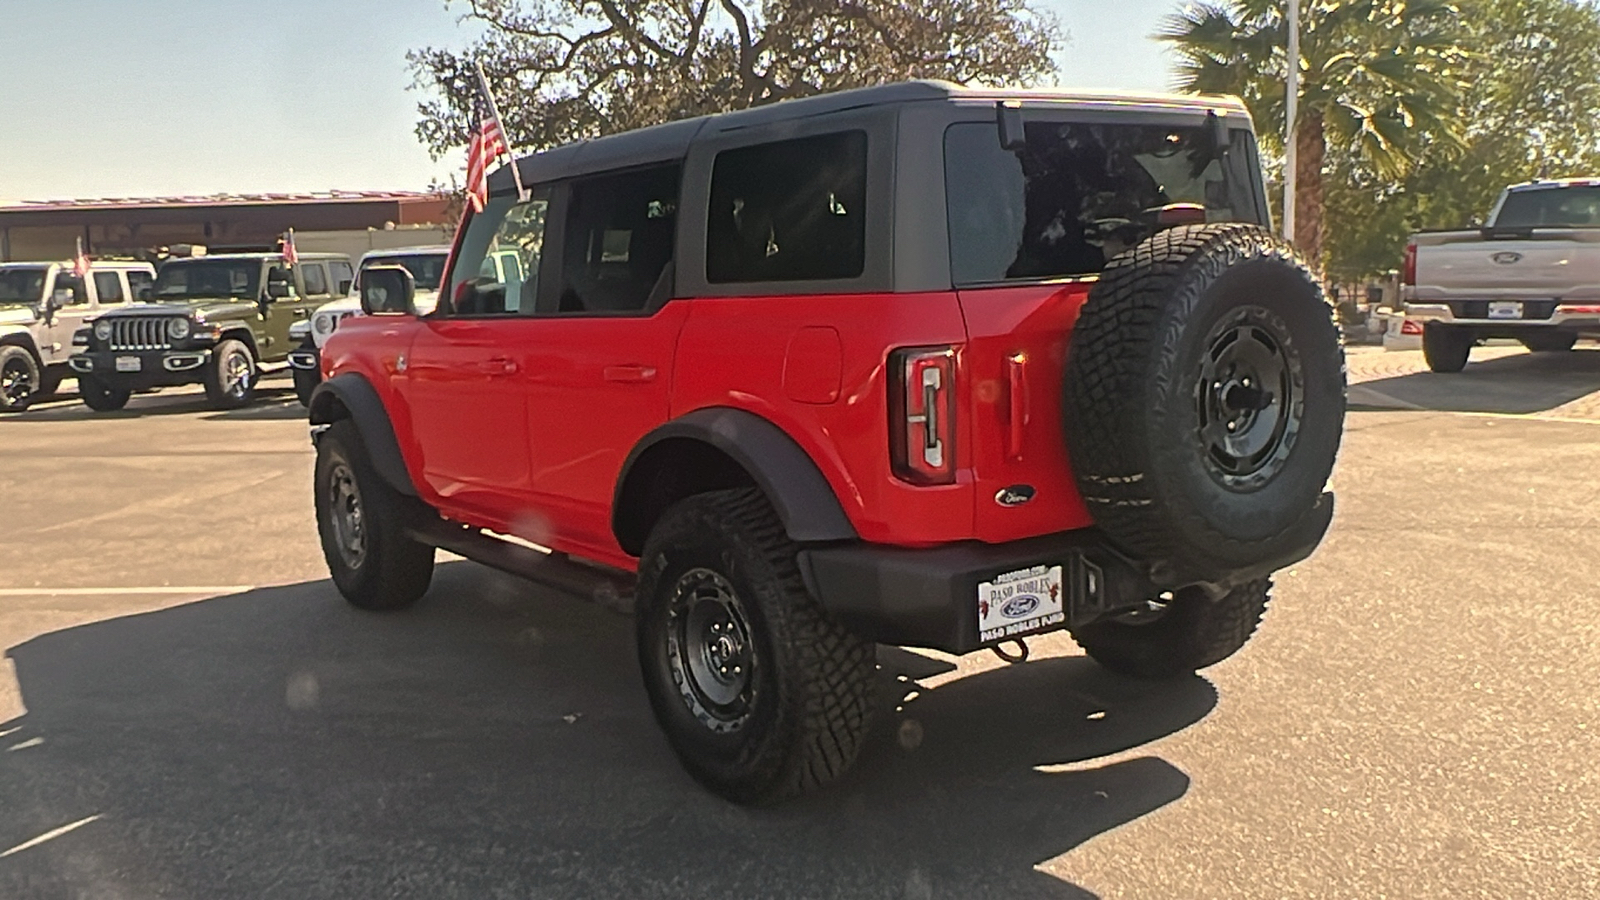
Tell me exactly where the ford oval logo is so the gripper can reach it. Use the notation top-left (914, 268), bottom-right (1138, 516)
top-left (995, 485), bottom-right (1037, 507)
top-left (1492, 251), bottom-right (1523, 265)
top-left (1001, 595), bottom-right (1040, 619)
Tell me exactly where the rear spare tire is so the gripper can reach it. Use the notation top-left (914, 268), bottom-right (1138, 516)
top-left (1063, 223), bottom-right (1344, 584)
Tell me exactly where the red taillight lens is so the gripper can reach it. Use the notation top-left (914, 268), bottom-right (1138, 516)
top-left (889, 346), bottom-right (957, 485)
top-left (1402, 243), bottom-right (1417, 286)
top-left (1400, 319), bottom-right (1424, 335)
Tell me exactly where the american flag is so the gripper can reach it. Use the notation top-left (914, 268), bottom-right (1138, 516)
top-left (279, 229), bottom-right (299, 267)
top-left (466, 94), bottom-right (510, 214)
top-left (73, 237), bottom-right (90, 278)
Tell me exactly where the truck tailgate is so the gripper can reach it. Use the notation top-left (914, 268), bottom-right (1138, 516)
top-left (1412, 229), bottom-right (1600, 302)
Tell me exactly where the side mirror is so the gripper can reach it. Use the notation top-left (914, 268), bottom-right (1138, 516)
top-left (360, 265), bottom-right (416, 316)
top-left (49, 288), bottom-right (73, 309)
top-left (266, 280), bottom-right (292, 300)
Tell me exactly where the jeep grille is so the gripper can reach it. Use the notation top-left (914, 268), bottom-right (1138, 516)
top-left (108, 318), bottom-right (173, 351)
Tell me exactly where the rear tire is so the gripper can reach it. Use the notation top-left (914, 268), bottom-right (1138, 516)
top-left (1072, 579), bottom-right (1271, 679)
top-left (314, 419), bottom-right (435, 610)
top-left (636, 488), bottom-right (876, 804)
top-left (1520, 332), bottom-right (1577, 353)
top-left (1423, 324), bottom-right (1472, 372)
top-left (0, 346), bottom-right (40, 411)
top-left (203, 339), bottom-right (256, 409)
top-left (78, 374), bottom-right (131, 412)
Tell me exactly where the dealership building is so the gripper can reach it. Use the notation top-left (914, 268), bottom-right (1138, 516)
top-left (0, 191), bottom-right (455, 263)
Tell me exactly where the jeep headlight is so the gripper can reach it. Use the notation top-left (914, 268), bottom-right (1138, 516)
top-left (94, 319), bottom-right (113, 341)
top-left (167, 317), bottom-right (192, 340)
top-left (313, 313), bottom-right (333, 336)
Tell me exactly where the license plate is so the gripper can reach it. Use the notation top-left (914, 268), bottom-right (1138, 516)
top-left (115, 356), bottom-right (142, 372)
top-left (978, 564), bottom-right (1066, 643)
top-left (1488, 301), bottom-right (1522, 319)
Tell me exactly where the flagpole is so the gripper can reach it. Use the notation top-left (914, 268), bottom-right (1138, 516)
top-left (474, 61), bottom-right (528, 202)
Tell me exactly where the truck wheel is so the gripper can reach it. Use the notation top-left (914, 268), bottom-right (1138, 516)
top-left (1422, 324), bottom-right (1472, 372)
top-left (78, 375), bottom-right (131, 412)
top-left (292, 367), bottom-right (319, 408)
top-left (1072, 579), bottom-right (1271, 679)
top-left (203, 339), bottom-right (257, 409)
top-left (636, 488), bottom-right (875, 804)
top-left (1520, 332), bottom-right (1576, 353)
top-left (0, 346), bottom-right (40, 411)
top-left (1063, 223), bottom-right (1345, 581)
top-left (314, 419), bottom-right (435, 610)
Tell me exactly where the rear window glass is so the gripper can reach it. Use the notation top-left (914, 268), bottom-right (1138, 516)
top-left (944, 121), bottom-right (1264, 284)
top-left (1495, 186), bottom-right (1600, 227)
top-left (707, 131), bottom-right (867, 283)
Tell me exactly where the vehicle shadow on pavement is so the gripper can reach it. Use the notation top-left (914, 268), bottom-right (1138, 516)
top-left (3, 383), bottom-right (306, 422)
top-left (0, 562), bottom-right (1214, 900)
top-left (1350, 347), bottom-right (1600, 415)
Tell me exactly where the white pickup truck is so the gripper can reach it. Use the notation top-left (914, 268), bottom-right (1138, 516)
top-left (1405, 178), bottom-right (1600, 372)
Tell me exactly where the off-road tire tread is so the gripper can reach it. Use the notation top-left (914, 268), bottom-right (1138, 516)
top-left (1063, 224), bottom-right (1344, 571)
top-left (315, 419), bottom-right (434, 611)
top-left (1072, 578), bottom-right (1272, 679)
top-left (637, 488), bottom-right (875, 804)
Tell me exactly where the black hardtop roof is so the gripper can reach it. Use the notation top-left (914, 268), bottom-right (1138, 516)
top-left (497, 80), bottom-right (1250, 190)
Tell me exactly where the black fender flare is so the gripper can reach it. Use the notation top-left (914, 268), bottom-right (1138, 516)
top-left (308, 373), bottom-right (417, 497)
top-left (613, 407), bottom-right (857, 554)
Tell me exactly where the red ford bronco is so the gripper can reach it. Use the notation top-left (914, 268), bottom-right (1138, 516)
top-left (309, 82), bottom-right (1345, 803)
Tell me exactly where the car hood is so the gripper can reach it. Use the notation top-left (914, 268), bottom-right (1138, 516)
top-left (101, 300), bottom-right (259, 320)
top-left (0, 303), bottom-right (41, 327)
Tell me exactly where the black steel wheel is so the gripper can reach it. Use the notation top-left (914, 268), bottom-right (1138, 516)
top-left (0, 346), bottom-right (40, 412)
top-left (636, 488), bottom-right (875, 804)
top-left (314, 419), bottom-right (434, 610)
top-left (1195, 306), bottom-right (1304, 491)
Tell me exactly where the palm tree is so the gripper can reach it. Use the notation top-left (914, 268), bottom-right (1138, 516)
top-left (1158, 0), bottom-right (1469, 266)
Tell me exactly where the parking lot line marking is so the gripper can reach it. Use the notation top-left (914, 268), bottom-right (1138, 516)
top-left (0, 815), bottom-right (103, 859)
top-left (0, 587), bottom-right (254, 597)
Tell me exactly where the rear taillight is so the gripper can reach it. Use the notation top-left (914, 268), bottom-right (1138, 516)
top-left (889, 346), bottom-right (957, 485)
top-left (1400, 319), bottom-right (1423, 335)
top-left (1402, 242), bottom-right (1417, 286)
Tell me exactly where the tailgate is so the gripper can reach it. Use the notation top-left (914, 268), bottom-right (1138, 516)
top-left (1413, 230), bottom-right (1600, 301)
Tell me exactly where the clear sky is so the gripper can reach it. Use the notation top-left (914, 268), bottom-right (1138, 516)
top-left (0, 0), bottom-right (1181, 201)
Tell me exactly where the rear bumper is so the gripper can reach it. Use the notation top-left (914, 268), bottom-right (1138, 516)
top-left (1407, 302), bottom-right (1600, 332)
top-left (69, 349), bottom-right (211, 389)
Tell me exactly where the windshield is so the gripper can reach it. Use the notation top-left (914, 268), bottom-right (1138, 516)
top-left (1495, 186), bottom-right (1600, 228)
top-left (0, 267), bottom-right (48, 304)
top-left (362, 253), bottom-right (449, 291)
top-left (154, 260), bottom-right (263, 300)
top-left (944, 120), bottom-right (1265, 284)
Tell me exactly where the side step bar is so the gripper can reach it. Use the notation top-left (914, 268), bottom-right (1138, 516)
top-left (408, 518), bottom-right (636, 615)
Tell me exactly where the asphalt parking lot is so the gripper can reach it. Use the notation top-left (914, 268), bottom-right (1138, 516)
top-left (2, 351), bottom-right (1597, 899)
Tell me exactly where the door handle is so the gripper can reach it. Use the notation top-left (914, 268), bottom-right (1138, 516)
top-left (293, 308), bottom-right (310, 317)
top-left (603, 365), bottom-right (657, 383)
top-left (478, 357), bottom-right (519, 376)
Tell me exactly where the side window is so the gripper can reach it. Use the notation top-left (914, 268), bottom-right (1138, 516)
top-left (556, 165), bottom-right (679, 313)
top-left (128, 270), bottom-right (154, 301)
top-left (329, 261), bottom-right (354, 295)
top-left (301, 263), bottom-right (329, 297)
top-left (51, 273), bottom-right (88, 305)
top-left (706, 131), bottom-right (867, 283)
top-left (94, 271), bottom-right (125, 303)
top-left (454, 197), bottom-right (549, 316)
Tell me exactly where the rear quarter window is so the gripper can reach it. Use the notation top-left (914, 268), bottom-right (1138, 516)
top-left (706, 130), bottom-right (867, 283)
top-left (944, 120), bottom-right (1264, 285)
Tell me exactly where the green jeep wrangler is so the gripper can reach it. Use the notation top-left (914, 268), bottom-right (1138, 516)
top-left (69, 252), bottom-right (353, 411)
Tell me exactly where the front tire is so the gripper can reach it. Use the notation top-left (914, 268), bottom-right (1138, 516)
top-left (1072, 579), bottom-right (1272, 679)
top-left (0, 346), bottom-right (40, 411)
top-left (292, 362), bottom-right (319, 408)
top-left (636, 488), bottom-right (876, 804)
top-left (204, 339), bottom-right (257, 409)
top-left (1423, 324), bottom-right (1472, 372)
top-left (78, 374), bottom-right (131, 412)
top-left (314, 419), bottom-right (435, 610)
